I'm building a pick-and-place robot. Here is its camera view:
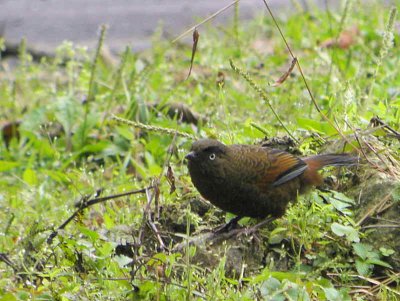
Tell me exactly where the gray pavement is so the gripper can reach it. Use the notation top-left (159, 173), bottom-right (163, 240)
top-left (0, 0), bottom-right (312, 53)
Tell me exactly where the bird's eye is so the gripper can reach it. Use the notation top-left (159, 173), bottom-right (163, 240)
top-left (209, 153), bottom-right (216, 160)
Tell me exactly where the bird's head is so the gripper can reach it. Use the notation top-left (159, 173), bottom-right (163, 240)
top-left (185, 139), bottom-right (229, 176)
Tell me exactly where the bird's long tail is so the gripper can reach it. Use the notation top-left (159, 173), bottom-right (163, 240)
top-left (301, 153), bottom-right (358, 186)
top-left (303, 153), bottom-right (359, 170)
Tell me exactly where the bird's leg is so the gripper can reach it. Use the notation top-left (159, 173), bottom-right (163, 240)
top-left (237, 216), bottom-right (276, 237)
top-left (213, 216), bottom-right (242, 234)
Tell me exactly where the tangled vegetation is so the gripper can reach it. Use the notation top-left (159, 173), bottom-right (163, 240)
top-left (1, 1), bottom-right (399, 300)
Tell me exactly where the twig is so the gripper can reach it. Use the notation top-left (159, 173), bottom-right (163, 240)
top-left (343, 120), bottom-right (388, 175)
top-left (0, 253), bottom-right (18, 272)
top-left (138, 186), bottom-right (156, 246)
top-left (361, 224), bottom-right (400, 229)
top-left (370, 116), bottom-right (400, 139)
top-left (376, 200), bottom-right (397, 215)
top-left (370, 272), bottom-right (400, 295)
top-left (361, 136), bottom-right (396, 177)
top-left (348, 289), bottom-right (374, 296)
top-left (172, 0), bottom-right (240, 43)
top-left (138, 134), bottom-right (178, 251)
top-left (356, 191), bottom-right (393, 226)
top-left (142, 184), bottom-right (167, 250)
top-left (343, 118), bottom-right (397, 179)
top-left (47, 187), bottom-right (152, 244)
top-left (250, 122), bottom-right (269, 136)
top-left (173, 217), bottom-right (275, 251)
top-left (352, 129), bottom-right (378, 168)
top-left (368, 216), bottom-right (400, 225)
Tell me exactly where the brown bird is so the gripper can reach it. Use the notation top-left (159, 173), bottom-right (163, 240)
top-left (186, 139), bottom-right (357, 221)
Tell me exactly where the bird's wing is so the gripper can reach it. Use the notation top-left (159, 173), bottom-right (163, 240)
top-left (260, 148), bottom-right (307, 187)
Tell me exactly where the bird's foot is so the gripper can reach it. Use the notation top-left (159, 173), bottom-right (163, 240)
top-left (213, 216), bottom-right (242, 234)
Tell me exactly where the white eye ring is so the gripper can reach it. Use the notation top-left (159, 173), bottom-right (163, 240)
top-left (209, 153), bottom-right (216, 160)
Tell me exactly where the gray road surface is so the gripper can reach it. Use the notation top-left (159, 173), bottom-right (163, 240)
top-left (0, 0), bottom-right (324, 52)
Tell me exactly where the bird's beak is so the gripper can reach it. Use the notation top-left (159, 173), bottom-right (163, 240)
top-left (185, 151), bottom-right (196, 161)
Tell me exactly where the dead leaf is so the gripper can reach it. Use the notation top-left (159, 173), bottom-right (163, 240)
top-left (216, 71), bottom-right (225, 88)
top-left (187, 28), bottom-right (200, 79)
top-left (320, 26), bottom-right (360, 49)
top-left (271, 57), bottom-right (297, 87)
top-left (1, 120), bottom-right (21, 147)
top-left (166, 164), bottom-right (176, 194)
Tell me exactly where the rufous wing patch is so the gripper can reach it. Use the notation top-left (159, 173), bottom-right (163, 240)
top-left (257, 149), bottom-right (307, 189)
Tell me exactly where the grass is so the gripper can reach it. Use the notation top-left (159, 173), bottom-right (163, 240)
top-left (1, 0), bottom-right (400, 300)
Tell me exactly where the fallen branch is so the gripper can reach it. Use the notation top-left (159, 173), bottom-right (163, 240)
top-left (47, 187), bottom-right (152, 244)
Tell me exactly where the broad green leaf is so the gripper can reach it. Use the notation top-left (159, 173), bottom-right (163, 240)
top-left (330, 191), bottom-right (355, 204)
top-left (323, 287), bottom-right (341, 301)
top-left (23, 168), bottom-right (38, 186)
top-left (297, 117), bottom-right (337, 135)
top-left (72, 112), bottom-right (99, 149)
top-left (33, 138), bottom-right (56, 158)
top-left (328, 198), bottom-right (352, 214)
top-left (78, 141), bottom-right (110, 155)
top-left (252, 270), bottom-right (305, 284)
top-left (54, 96), bottom-right (80, 134)
top-left (268, 227), bottom-right (287, 244)
top-left (19, 107), bottom-right (47, 134)
top-left (152, 252), bottom-right (168, 263)
top-left (78, 226), bottom-right (100, 242)
top-left (103, 212), bottom-right (115, 230)
top-left (331, 223), bottom-right (360, 242)
top-left (0, 161), bottom-right (20, 172)
top-left (44, 169), bottom-right (71, 184)
top-left (99, 241), bottom-right (114, 257)
top-left (380, 247), bottom-right (395, 256)
top-left (115, 125), bottom-right (135, 141)
top-left (366, 258), bottom-right (392, 269)
top-left (285, 282), bottom-right (310, 301)
top-left (0, 292), bottom-right (17, 301)
top-left (114, 255), bottom-right (133, 268)
top-left (391, 185), bottom-right (400, 202)
top-left (260, 277), bottom-right (283, 300)
top-left (131, 158), bottom-right (148, 179)
top-left (355, 259), bottom-right (371, 276)
top-left (352, 243), bottom-right (372, 260)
